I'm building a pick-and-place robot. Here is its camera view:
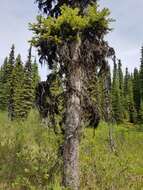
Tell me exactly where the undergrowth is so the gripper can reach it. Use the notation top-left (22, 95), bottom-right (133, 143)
top-left (0, 111), bottom-right (142, 190)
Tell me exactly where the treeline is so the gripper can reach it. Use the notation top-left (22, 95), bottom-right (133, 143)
top-left (35, 46), bottom-right (143, 129)
top-left (111, 46), bottom-right (143, 124)
top-left (38, 44), bottom-right (143, 127)
top-left (0, 45), bottom-right (40, 120)
top-left (0, 44), bottom-right (143, 125)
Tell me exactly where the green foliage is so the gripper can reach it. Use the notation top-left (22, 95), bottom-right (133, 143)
top-left (30, 4), bottom-right (112, 44)
top-left (112, 62), bottom-right (138, 124)
top-left (127, 76), bottom-right (137, 123)
top-left (0, 45), bottom-right (41, 120)
top-left (86, 4), bottom-right (111, 28)
top-left (138, 46), bottom-right (143, 121)
top-left (133, 68), bottom-right (141, 114)
top-left (80, 123), bottom-right (143, 190)
top-left (0, 111), bottom-right (62, 190)
top-left (140, 46), bottom-right (143, 101)
top-left (112, 60), bottom-right (124, 123)
top-left (0, 112), bottom-right (142, 189)
top-left (12, 54), bottom-right (24, 118)
top-left (20, 47), bottom-right (34, 118)
top-left (41, 72), bottom-right (64, 133)
top-left (138, 101), bottom-right (143, 122)
top-left (0, 57), bottom-right (9, 110)
top-left (124, 69), bottom-right (137, 123)
top-left (7, 44), bottom-right (15, 120)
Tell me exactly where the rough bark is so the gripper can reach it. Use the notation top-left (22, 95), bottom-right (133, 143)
top-left (63, 39), bottom-right (82, 190)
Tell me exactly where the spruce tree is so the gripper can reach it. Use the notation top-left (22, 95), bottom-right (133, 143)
top-left (127, 74), bottom-right (137, 123)
top-left (124, 69), bottom-right (136, 123)
top-left (133, 68), bottom-right (141, 115)
top-left (12, 54), bottom-right (24, 118)
top-left (112, 56), bottom-right (117, 88)
top-left (7, 45), bottom-right (15, 120)
top-left (0, 66), bottom-right (5, 110)
top-left (140, 46), bottom-right (143, 101)
top-left (118, 59), bottom-right (125, 118)
top-left (31, 1), bottom-right (114, 188)
top-left (139, 101), bottom-right (143, 122)
top-left (20, 46), bottom-right (34, 118)
top-left (139, 46), bottom-right (143, 121)
top-left (112, 59), bottom-right (123, 123)
top-left (124, 67), bottom-right (130, 119)
top-left (118, 60), bottom-right (124, 91)
top-left (0, 57), bottom-right (9, 110)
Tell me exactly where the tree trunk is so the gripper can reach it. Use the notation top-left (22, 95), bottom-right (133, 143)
top-left (63, 40), bottom-right (82, 190)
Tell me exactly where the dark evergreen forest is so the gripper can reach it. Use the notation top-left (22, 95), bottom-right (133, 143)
top-left (1, 45), bottom-right (143, 125)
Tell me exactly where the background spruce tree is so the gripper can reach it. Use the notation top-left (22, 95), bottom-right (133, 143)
top-left (118, 59), bottom-right (125, 117)
top-left (0, 67), bottom-right (3, 109)
top-left (112, 59), bottom-right (123, 123)
top-left (0, 45), bottom-right (40, 119)
top-left (123, 67), bottom-right (130, 120)
top-left (140, 46), bottom-right (143, 101)
top-left (138, 101), bottom-right (143, 122)
top-left (20, 46), bottom-right (34, 118)
top-left (133, 68), bottom-right (141, 117)
top-left (12, 54), bottom-right (24, 118)
top-left (127, 74), bottom-right (137, 123)
top-left (7, 45), bottom-right (15, 120)
top-left (0, 57), bottom-right (9, 110)
top-left (138, 45), bottom-right (143, 121)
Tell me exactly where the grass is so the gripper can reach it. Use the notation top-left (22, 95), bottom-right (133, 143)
top-left (80, 123), bottom-right (143, 190)
top-left (0, 111), bottom-right (143, 190)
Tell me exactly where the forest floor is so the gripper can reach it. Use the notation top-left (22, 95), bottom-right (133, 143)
top-left (0, 111), bottom-right (143, 190)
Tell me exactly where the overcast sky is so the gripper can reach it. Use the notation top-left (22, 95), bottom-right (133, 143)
top-left (0, 0), bottom-right (142, 80)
